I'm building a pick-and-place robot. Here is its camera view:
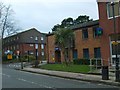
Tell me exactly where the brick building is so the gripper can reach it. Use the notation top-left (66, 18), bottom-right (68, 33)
top-left (97, 1), bottom-right (120, 66)
top-left (47, 20), bottom-right (101, 63)
top-left (47, 1), bottom-right (120, 66)
top-left (2, 28), bottom-right (47, 61)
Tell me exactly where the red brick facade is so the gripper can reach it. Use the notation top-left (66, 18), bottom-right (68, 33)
top-left (74, 28), bottom-right (101, 59)
top-left (47, 22), bottom-right (101, 63)
top-left (3, 28), bottom-right (47, 61)
top-left (98, 2), bottom-right (120, 65)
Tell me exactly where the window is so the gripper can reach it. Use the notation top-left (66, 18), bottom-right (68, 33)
top-left (83, 48), bottom-right (89, 59)
top-left (93, 27), bottom-right (98, 38)
top-left (82, 28), bottom-right (88, 39)
top-left (41, 51), bottom-right (44, 56)
top-left (41, 37), bottom-right (44, 41)
top-left (13, 46), bottom-right (15, 50)
top-left (30, 36), bottom-right (33, 39)
top-left (28, 51), bottom-right (34, 55)
top-left (41, 44), bottom-right (44, 49)
top-left (11, 46), bottom-right (12, 50)
top-left (94, 47), bottom-right (101, 58)
top-left (35, 36), bottom-right (38, 40)
top-left (17, 45), bottom-right (19, 49)
top-left (107, 2), bottom-right (120, 18)
top-left (11, 39), bottom-right (12, 41)
top-left (30, 44), bottom-right (34, 47)
top-left (17, 36), bottom-right (19, 40)
top-left (73, 49), bottom-right (78, 59)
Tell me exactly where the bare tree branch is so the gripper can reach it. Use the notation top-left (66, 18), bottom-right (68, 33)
top-left (0, 3), bottom-right (20, 40)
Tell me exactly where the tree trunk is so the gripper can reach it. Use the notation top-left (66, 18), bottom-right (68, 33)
top-left (68, 47), bottom-right (71, 65)
top-left (62, 50), bottom-right (68, 66)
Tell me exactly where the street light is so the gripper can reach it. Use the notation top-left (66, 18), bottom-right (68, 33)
top-left (35, 43), bottom-right (39, 67)
top-left (35, 36), bottom-right (39, 67)
top-left (41, 36), bottom-right (44, 63)
top-left (111, 2), bottom-right (120, 82)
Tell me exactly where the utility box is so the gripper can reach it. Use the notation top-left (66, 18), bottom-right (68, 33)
top-left (102, 66), bottom-right (109, 80)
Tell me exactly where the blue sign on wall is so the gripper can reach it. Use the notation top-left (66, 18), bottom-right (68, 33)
top-left (96, 27), bottom-right (103, 36)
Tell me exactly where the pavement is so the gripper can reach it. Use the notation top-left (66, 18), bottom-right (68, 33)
top-left (17, 63), bottom-right (120, 87)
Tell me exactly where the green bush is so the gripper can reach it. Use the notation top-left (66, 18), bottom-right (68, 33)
top-left (80, 58), bottom-right (90, 65)
top-left (73, 58), bottom-right (90, 65)
top-left (73, 58), bottom-right (80, 64)
top-left (29, 55), bottom-right (36, 61)
top-left (20, 55), bottom-right (36, 62)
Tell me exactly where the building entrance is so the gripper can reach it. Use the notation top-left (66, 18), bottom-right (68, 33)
top-left (55, 49), bottom-right (61, 63)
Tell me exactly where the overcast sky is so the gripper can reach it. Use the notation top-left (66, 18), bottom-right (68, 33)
top-left (1, 0), bottom-right (99, 33)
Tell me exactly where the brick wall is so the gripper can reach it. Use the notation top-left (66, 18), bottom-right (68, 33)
top-left (98, 2), bottom-right (120, 65)
top-left (47, 25), bottom-right (101, 63)
top-left (47, 34), bottom-right (56, 63)
top-left (74, 27), bottom-right (101, 59)
top-left (19, 43), bottom-right (41, 60)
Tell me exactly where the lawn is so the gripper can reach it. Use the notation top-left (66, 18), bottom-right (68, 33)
top-left (40, 64), bottom-right (90, 73)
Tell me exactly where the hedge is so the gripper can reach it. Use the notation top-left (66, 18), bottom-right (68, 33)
top-left (73, 58), bottom-right (90, 65)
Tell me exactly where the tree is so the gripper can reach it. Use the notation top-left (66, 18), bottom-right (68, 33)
top-left (74, 15), bottom-right (93, 25)
top-left (54, 28), bottom-right (74, 65)
top-left (52, 24), bottom-right (61, 32)
top-left (52, 15), bottom-right (93, 32)
top-left (0, 2), bottom-right (20, 40)
top-left (52, 17), bottom-right (74, 32)
top-left (61, 17), bottom-right (74, 28)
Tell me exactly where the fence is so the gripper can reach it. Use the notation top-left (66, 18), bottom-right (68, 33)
top-left (89, 58), bottom-right (102, 72)
top-left (89, 57), bottom-right (120, 72)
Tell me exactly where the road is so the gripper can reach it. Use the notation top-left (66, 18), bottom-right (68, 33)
top-left (2, 64), bottom-right (119, 88)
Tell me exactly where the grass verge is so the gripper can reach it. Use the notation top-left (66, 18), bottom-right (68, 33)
top-left (39, 64), bottom-right (90, 73)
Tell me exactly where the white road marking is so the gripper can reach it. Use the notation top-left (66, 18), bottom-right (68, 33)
top-left (17, 78), bottom-right (53, 88)
top-left (98, 84), bottom-right (102, 85)
top-left (1, 73), bottom-right (11, 77)
top-left (7, 64), bottom-right (21, 69)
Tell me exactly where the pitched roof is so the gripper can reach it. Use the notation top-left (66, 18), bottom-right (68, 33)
top-left (70, 20), bottom-right (99, 30)
top-left (47, 20), bottom-right (99, 36)
top-left (4, 28), bottom-right (47, 39)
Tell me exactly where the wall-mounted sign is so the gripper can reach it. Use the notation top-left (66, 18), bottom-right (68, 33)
top-left (112, 41), bottom-right (119, 45)
top-left (96, 27), bottom-right (103, 36)
top-left (7, 54), bottom-right (12, 60)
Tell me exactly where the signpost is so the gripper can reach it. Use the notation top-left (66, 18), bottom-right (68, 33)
top-left (112, 41), bottom-right (119, 45)
top-left (7, 54), bottom-right (12, 60)
top-left (111, 2), bottom-right (120, 82)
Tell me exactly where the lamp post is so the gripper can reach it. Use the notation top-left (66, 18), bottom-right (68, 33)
top-left (35, 43), bottom-right (39, 67)
top-left (27, 50), bottom-right (29, 62)
top-left (34, 36), bottom-right (40, 67)
top-left (111, 2), bottom-right (120, 82)
top-left (41, 37), bottom-right (44, 63)
top-left (19, 52), bottom-right (23, 69)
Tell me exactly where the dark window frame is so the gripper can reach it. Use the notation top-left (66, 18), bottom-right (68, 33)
top-left (93, 27), bottom-right (98, 38)
top-left (107, 2), bottom-right (120, 19)
top-left (82, 28), bottom-right (88, 39)
top-left (94, 47), bottom-right (101, 58)
top-left (83, 48), bottom-right (89, 59)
